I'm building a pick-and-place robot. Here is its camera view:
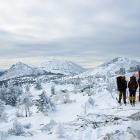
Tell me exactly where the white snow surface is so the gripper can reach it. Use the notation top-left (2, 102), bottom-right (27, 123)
top-left (0, 57), bottom-right (140, 140)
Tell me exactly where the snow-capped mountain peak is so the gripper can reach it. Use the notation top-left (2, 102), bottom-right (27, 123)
top-left (0, 62), bottom-right (34, 80)
top-left (77, 57), bottom-right (140, 78)
top-left (38, 59), bottom-right (86, 75)
top-left (0, 60), bottom-right (86, 80)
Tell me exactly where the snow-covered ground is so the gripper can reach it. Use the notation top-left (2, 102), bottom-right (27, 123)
top-left (0, 79), bottom-right (140, 140)
top-left (0, 57), bottom-right (140, 140)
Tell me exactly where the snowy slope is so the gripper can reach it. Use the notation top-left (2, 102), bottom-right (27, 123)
top-left (38, 60), bottom-right (86, 75)
top-left (0, 62), bottom-right (42, 80)
top-left (76, 57), bottom-right (140, 78)
top-left (0, 57), bottom-right (140, 140)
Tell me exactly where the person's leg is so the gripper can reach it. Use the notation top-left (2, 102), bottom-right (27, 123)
top-left (129, 91), bottom-right (133, 105)
top-left (139, 88), bottom-right (140, 102)
top-left (132, 91), bottom-right (136, 105)
top-left (118, 91), bottom-right (122, 103)
top-left (123, 90), bottom-right (126, 104)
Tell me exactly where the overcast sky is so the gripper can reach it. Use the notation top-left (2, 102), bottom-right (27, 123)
top-left (0, 0), bottom-right (140, 70)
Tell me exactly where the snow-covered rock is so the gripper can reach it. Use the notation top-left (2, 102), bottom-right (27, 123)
top-left (131, 123), bottom-right (140, 139)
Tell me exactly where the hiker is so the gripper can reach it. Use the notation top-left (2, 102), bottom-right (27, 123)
top-left (138, 71), bottom-right (140, 102)
top-left (128, 76), bottom-right (138, 105)
top-left (117, 76), bottom-right (127, 105)
top-left (138, 76), bottom-right (140, 102)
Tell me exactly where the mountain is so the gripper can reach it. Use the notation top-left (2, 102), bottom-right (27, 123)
top-left (76, 57), bottom-right (140, 78)
top-left (38, 60), bottom-right (86, 75)
top-left (0, 62), bottom-right (42, 80)
top-left (0, 60), bottom-right (86, 81)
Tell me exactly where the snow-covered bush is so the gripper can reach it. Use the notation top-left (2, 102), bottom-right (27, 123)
top-left (41, 119), bottom-right (57, 132)
top-left (0, 131), bottom-right (8, 140)
top-left (15, 110), bottom-right (24, 117)
top-left (52, 93), bottom-right (73, 105)
top-left (24, 123), bottom-right (31, 129)
top-left (57, 123), bottom-right (65, 138)
top-left (103, 133), bottom-right (113, 140)
top-left (106, 78), bottom-right (116, 92)
top-left (88, 97), bottom-right (95, 105)
top-left (8, 120), bottom-right (24, 136)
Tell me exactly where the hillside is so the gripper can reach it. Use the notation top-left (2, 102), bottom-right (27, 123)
top-left (0, 57), bottom-right (140, 140)
top-left (76, 57), bottom-right (140, 79)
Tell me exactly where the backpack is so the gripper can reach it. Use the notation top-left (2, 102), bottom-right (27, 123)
top-left (117, 76), bottom-right (126, 91)
top-left (138, 71), bottom-right (140, 78)
top-left (129, 76), bottom-right (138, 91)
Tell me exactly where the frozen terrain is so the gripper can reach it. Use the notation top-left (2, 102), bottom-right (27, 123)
top-left (0, 57), bottom-right (140, 140)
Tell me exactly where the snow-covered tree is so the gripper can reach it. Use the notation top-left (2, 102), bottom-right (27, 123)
top-left (0, 82), bottom-right (23, 106)
top-left (0, 100), bottom-right (7, 122)
top-left (51, 86), bottom-right (55, 95)
top-left (34, 79), bottom-right (42, 90)
top-left (25, 84), bottom-right (30, 92)
top-left (0, 84), bottom-right (6, 101)
top-left (16, 88), bottom-right (33, 117)
top-left (36, 90), bottom-right (55, 116)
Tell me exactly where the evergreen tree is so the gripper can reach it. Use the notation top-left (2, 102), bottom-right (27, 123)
top-left (51, 86), bottom-right (55, 95)
top-left (35, 79), bottom-right (42, 90)
top-left (36, 90), bottom-right (55, 116)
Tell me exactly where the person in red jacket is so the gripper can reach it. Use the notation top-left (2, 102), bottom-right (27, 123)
top-left (138, 77), bottom-right (140, 101)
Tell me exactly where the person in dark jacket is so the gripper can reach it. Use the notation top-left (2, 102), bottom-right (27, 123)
top-left (128, 76), bottom-right (138, 105)
top-left (118, 76), bottom-right (127, 105)
top-left (138, 78), bottom-right (140, 92)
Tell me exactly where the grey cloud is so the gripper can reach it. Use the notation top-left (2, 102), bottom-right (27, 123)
top-left (0, 0), bottom-right (140, 70)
